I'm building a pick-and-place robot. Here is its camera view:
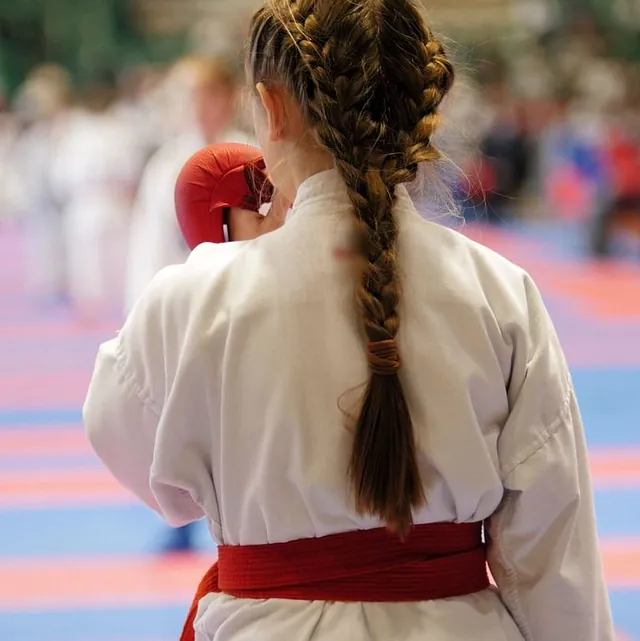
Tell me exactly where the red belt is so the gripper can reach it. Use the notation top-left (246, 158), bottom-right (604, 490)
top-left (180, 522), bottom-right (488, 641)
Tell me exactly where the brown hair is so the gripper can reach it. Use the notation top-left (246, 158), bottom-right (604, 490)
top-left (248, 0), bottom-right (454, 535)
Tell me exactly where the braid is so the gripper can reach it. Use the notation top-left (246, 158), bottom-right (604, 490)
top-left (249, 0), bottom-right (454, 535)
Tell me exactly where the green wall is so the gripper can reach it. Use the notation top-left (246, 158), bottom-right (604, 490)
top-left (0, 0), bottom-right (186, 96)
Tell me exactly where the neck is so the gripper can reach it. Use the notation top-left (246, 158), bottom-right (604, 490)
top-left (281, 144), bottom-right (335, 203)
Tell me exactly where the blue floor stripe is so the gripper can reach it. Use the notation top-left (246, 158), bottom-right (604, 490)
top-left (0, 592), bottom-right (636, 641)
top-left (609, 591), bottom-right (640, 638)
top-left (0, 506), bottom-right (215, 557)
top-left (595, 490), bottom-right (640, 538)
top-left (0, 491), bottom-right (635, 558)
top-left (573, 369), bottom-right (640, 447)
top-left (0, 408), bottom-right (83, 425)
top-left (0, 606), bottom-right (185, 641)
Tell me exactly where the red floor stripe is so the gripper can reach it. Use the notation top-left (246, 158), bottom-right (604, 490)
top-left (591, 450), bottom-right (640, 487)
top-left (0, 428), bottom-right (91, 456)
top-left (601, 540), bottom-right (640, 589)
top-left (0, 554), bottom-right (209, 609)
top-left (0, 374), bottom-right (92, 406)
top-left (0, 450), bottom-right (638, 508)
top-left (0, 543), bottom-right (636, 609)
top-left (0, 469), bottom-right (134, 507)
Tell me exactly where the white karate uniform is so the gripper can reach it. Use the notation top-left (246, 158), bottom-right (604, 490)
top-left (0, 114), bottom-right (21, 222)
top-left (13, 118), bottom-right (69, 300)
top-left (52, 108), bottom-right (146, 314)
top-left (85, 169), bottom-right (614, 641)
top-left (124, 129), bottom-right (252, 313)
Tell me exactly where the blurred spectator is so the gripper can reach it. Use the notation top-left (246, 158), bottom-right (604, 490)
top-left (0, 85), bottom-right (21, 224)
top-left (537, 92), bottom-right (607, 224)
top-left (112, 65), bottom-right (169, 163)
top-left (590, 100), bottom-right (640, 256)
top-left (124, 55), bottom-right (251, 315)
top-left (11, 65), bottom-right (73, 307)
top-left (50, 74), bottom-right (147, 321)
top-left (464, 82), bottom-right (532, 223)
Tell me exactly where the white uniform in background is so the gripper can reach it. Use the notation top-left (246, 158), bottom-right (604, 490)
top-left (85, 169), bottom-right (614, 641)
top-left (111, 94), bottom-right (166, 164)
top-left (0, 114), bottom-right (22, 223)
top-left (51, 107), bottom-right (146, 316)
top-left (13, 117), bottom-right (69, 301)
top-left (124, 129), bottom-right (252, 312)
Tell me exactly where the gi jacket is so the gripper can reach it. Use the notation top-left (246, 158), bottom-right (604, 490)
top-left (85, 169), bottom-right (614, 641)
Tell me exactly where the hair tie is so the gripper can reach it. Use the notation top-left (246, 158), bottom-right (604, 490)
top-left (367, 339), bottom-right (401, 376)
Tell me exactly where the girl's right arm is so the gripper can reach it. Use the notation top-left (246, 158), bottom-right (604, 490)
top-left (487, 274), bottom-right (615, 641)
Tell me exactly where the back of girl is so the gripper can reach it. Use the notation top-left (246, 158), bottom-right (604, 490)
top-left (84, 1), bottom-right (615, 640)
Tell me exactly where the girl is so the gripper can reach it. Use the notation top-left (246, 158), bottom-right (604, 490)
top-left (84, 1), bottom-right (615, 640)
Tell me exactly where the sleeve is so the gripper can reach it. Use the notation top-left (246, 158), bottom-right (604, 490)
top-left (83, 264), bottom-right (205, 526)
top-left (487, 275), bottom-right (615, 641)
top-left (83, 335), bottom-right (162, 514)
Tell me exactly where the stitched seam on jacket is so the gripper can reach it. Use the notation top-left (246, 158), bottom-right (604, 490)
top-left (114, 335), bottom-right (162, 417)
top-left (490, 493), bottom-right (534, 641)
top-left (500, 369), bottom-right (574, 482)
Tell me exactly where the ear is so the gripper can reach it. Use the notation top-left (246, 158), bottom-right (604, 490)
top-left (256, 82), bottom-right (287, 142)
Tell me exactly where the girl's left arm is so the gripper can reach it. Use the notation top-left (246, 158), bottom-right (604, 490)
top-left (84, 263), bottom-right (203, 525)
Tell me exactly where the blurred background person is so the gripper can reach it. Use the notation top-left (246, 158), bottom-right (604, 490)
top-left (537, 90), bottom-right (607, 226)
top-left (112, 65), bottom-right (169, 163)
top-left (10, 64), bottom-right (73, 307)
top-left (460, 81), bottom-right (533, 224)
top-left (51, 74), bottom-right (147, 321)
top-left (589, 94), bottom-right (640, 257)
top-left (124, 55), bottom-right (251, 316)
top-left (0, 82), bottom-right (21, 225)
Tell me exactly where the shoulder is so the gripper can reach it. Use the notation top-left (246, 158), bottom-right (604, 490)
top-left (132, 241), bottom-right (246, 312)
top-left (116, 243), bottom-right (246, 405)
top-left (397, 195), bottom-right (554, 352)
top-left (399, 198), bottom-right (534, 306)
top-left (413, 218), bottom-right (567, 399)
top-left (124, 241), bottom-right (254, 341)
top-left (120, 263), bottom-right (188, 353)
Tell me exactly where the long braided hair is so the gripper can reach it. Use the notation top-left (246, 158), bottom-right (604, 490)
top-left (248, 0), bottom-right (454, 535)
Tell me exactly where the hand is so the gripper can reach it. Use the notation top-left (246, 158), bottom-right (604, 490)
top-left (228, 190), bottom-right (291, 241)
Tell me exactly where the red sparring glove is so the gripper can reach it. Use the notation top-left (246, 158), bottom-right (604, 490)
top-left (175, 143), bottom-right (274, 249)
